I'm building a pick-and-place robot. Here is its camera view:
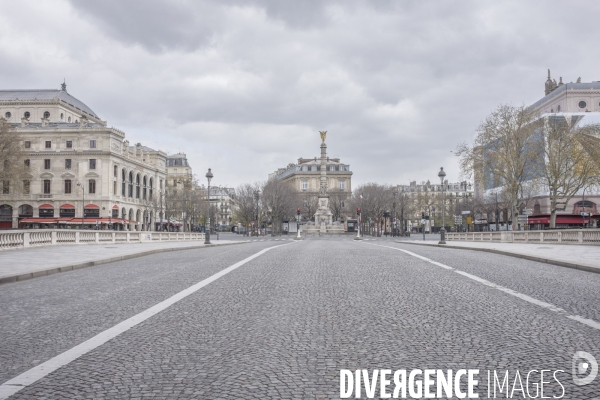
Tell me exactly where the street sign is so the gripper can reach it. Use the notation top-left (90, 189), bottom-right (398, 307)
top-left (523, 208), bottom-right (533, 215)
top-left (581, 212), bottom-right (592, 217)
top-left (517, 216), bottom-right (528, 222)
top-left (461, 211), bottom-right (471, 215)
top-left (467, 217), bottom-right (472, 224)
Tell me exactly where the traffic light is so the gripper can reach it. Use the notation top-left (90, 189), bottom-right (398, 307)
top-left (357, 207), bottom-right (361, 216)
top-left (421, 211), bottom-right (425, 218)
top-left (297, 207), bottom-right (301, 215)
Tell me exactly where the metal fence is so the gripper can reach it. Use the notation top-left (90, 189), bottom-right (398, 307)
top-left (446, 229), bottom-right (600, 244)
top-left (0, 230), bottom-right (205, 251)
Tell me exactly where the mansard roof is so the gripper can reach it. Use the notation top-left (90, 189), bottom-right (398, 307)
top-left (0, 89), bottom-right (99, 118)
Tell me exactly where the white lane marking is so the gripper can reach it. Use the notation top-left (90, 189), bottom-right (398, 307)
top-left (365, 243), bottom-right (600, 331)
top-left (0, 242), bottom-right (297, 400)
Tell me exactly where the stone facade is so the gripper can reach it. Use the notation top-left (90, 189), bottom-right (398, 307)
top-left (0, 85), bottom-right (167, 230)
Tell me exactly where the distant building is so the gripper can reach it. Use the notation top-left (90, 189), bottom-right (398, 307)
top-left (270, 156), bottom-right (353, 221)
top-left (475, 71), bottom-right (600, 229)
top-left (0, 84), bottom-right (167, 230)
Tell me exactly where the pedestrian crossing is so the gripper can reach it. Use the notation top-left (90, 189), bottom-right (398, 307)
top-left (246, 236), bottom-right (402, 242)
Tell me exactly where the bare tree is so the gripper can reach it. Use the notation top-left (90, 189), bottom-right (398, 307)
top-left (328, 189), bottom-right (349, 222)
top-left (457, 104), bottom-right (541, 229)
top-left (300, 194), bottom-right (319, 222)
top-left (234, 182), bottom-right (261, 235)
top-left (0, 119), bottom-right (27, 195)
top-left (541, 116), bottom-right (600, 228)
top-left (261, 179), bottom-right (299, 236)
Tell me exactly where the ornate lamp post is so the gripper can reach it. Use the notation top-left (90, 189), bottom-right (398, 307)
top-left (392, 190), bottom-right (398, 237)
top-left (295, 207), bottom-right (302, 240)
top-left (204, 168), bottom-right (213, 245)
top-left (438, 167), bottom-right (446, 244)
top-left (254, 190), bottom-right (260, 236)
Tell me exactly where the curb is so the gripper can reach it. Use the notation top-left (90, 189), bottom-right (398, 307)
top-left (0, 241), bottom-right (249, 285)
top-left (397, 241), bottom-right (600, 275)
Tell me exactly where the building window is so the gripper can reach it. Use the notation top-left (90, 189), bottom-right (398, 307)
top-left (113, 165), bottom-right (117, 177)
top-left (44, 159), bottom-right (51, 169)
top-left (43, 111), bottom-right (50, 119)
top-left (128, 172), bottom-right (133, 197)
top-left (4, 112), bottom-right (11, 118)
top-left (2, 181), bottom-right (9, 194)
top-left (579, 101), bottom-right (587, 109)
top-left (24, 111), bottom-right (30, 119)
top-left (557, 105), bottom-right (561, 112)
top-left (24, 159), bottom-right (30, 167)
top-left (24, 141), bottom-right (31, 149)
top-left (89, 159), bottom-right (96, 169)
top-left (301, 181), bottom-right (308, 190)
top-left (66, 140), bottom-right (72, 148)
top-left (136, 174), bottom-right (140, 198)
top-left (90, 140), bottom-right (96, 148)
top-left (122, 169), bottom-right (126, 196)
top-left (89, 179), bottom-right (96, 194)
top-left (65, 179), bottom-right (72, 194)
top-left (43, 180), bottom-right (51, 194)
top-left (65, 159), bottom-right (71, 169)
top-left (68, 116), bottom-right (71, 123)
top-left (23, 180), bottom-right (30, 194)
top-left (60, 113), bottom-right (64, 120)
top-left (339, 180), bottom-right (345, 190)
top-left (113, 181), bottom-right (117, 195)
top-left (45, 141), bottom-right (51, 149)
top-left (149, 178), bottom-right (153, 200)
top-left (143, 176), bottom-right (147, 199)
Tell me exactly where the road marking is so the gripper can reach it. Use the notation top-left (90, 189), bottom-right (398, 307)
top-left (0, 241), bottom-right (297, 400)
top-left (365, 243), bottom-right (600, 332)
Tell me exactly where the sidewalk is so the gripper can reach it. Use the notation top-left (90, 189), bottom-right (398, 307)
top-left (399, 240), bottom-right (600, 274)
top-left (0, 240), bottom-right (245, 285)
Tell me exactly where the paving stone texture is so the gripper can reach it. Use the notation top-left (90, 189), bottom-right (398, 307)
top-left (0, 238), bottom-right (599, 399)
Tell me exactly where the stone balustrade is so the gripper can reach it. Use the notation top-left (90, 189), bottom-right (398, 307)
top-left (0, 229), bottom-right (205, 251)
top-left (446, 229), bottom-right (600, 244)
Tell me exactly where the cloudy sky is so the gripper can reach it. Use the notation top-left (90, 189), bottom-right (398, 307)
top-left (2, 1), bottom-right (599, 188)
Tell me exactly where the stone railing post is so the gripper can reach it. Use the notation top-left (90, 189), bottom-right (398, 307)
top-left (23, 232), bottom-right (30, 248)
top-left (75, 231), bottom-right (80, 244)
top-left (558, 231), bottom-right (562, 243)
top-left (51, 231), bottom-right (57, 245)
top-left (112, 232), bottom-right (116, 243)
top-left (95, 232), bottom-right (100, 243)
top-left (126, 232), bottom-right (130, 243)
top-left (579, 231), bottom-right (583, 243)
top-left (540, 232), bottom-right (544, 243)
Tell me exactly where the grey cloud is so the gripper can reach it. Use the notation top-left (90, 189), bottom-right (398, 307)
top-left (4, 0), bottom-right (600, 187)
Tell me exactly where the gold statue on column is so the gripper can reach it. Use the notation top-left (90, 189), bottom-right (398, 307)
top-left (319, 131), bottom-right (327, 143)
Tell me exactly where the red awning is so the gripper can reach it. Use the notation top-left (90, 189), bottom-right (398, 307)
top-left (528, 215), bottom-right (597, 224)
top-left (84, 204), bottom-right (99, 209)
top-left (112, 205), bottom-right (119, 209)
top-left (39, 204), bottom-right (54, 209)
top-left (19, 217), bottom-right (60, 223)
top-left (60, 204), bottom-right (75, 209)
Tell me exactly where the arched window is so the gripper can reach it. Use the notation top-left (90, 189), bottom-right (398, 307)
top-left (135, 174), bottom-right (140, 198)
top-left (128, 172), bottom-right (133, 197)
top-left (113, 165), bottom-right (118, 177)
top-left (121, 169), bottom-right (126, 196)
top-left (89, 179), bottom-right (96, 194)
top-left (149, 178), bottom-right (153, 200)
top-left (142, 176), bottom-right (147, 200)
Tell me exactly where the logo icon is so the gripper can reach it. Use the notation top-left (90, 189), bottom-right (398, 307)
top-left (572, 351), bottom-right (598, 386)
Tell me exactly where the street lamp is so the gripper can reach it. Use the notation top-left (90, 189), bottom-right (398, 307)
top-left (76, 182), bottom-right (85, 230)
top-left (204, 168), bottom-right (213, 245)
top-left (392, 190), bottom-right (398, 237)
top-left (438, 167), bottom-right (446, 244)
top-left (295, 207), bottom-right (302, 240)
top-left (254, 190), bottom-right (260, 236)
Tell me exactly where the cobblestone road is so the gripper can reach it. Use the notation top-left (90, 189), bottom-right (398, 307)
top-left (1, 239), bottom-right (599, 399)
